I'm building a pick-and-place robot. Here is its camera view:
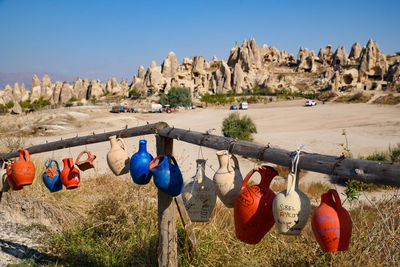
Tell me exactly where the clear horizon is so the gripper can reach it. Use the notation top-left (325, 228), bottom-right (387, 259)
top-left (1, 0), bottom-right (399, 83)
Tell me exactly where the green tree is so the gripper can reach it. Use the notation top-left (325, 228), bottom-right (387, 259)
top-left (159, 93), bottom-right (168, 105)
top-left (167, 87), bottom-right (191, 107)
top-left (222, 113), bottom-right (257, 141)
top-left (6, 101), bottom-right (14, 109)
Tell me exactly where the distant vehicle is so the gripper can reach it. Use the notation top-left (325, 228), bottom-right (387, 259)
top-left (151, 103), bottom-right (162, 113)
top-left (111, 106), bottom-right (137, 113)
top-left (305, 100), bottom-right (317, 106)
top-left (239, 102), bottom-right (248, 110)
top-left (230, 105), bottom-right (238, 110)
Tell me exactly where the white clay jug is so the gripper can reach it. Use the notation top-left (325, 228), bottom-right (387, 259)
top-left (213, 150), bottom-right (243, 208)
top-left (272, 171), bottom-right (311, 235)
top-left (106, 136), bottom-right (130, 176)
top-left (0, 161), bottom-right (10, 192)
top-left (182, 159), bottom-right (216, 222)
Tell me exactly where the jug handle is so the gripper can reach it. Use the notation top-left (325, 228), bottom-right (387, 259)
top-left (286, 171), bottom-right (298, 196)
top-left (231, 154), bottom-right (240, 170)
top-left (21, 149), bottom-right (30, 162)
top-left (329, 189), bottom-right (343, 209)
top-left (75, 150), bottom-right (89, 165)
top-left (45, 159), bottom-right (51, 168)
top-left (240, 167), bottom-right (259, 190)
top-left (117, 138), bottom-right (127, 151)
top-left (50, 160), bottom-right (60, 172)
top-left (6, 165), bottom-right (12, 176)
top-left (169, 155), bottom-right (178, 166)
top-left (259, 165), bottom-right (278, 189)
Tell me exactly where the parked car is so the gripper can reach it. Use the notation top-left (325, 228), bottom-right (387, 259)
top-left (305, 100), bottom-right (317, 106)
top-left (239, 102), bottom-right (248, 110)
top-left (111, 106), bottom-right (124, 113)
top-left (230, 105), bottom-right (238, 110)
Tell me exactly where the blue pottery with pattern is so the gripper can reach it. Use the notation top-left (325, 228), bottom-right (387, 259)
top-left (149, 155), bottom-right (183, 197)
top-left (42, 160), bottom-right (63, 193)
top-left (130, 140), bottom-right (153, 185)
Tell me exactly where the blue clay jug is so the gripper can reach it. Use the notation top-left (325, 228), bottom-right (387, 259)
top-left (42, 160), bottom-right (63, 193)
top-left (130, 140), bottom-right (154, 185)
top-left (149, 155), bottom-right (183, 197)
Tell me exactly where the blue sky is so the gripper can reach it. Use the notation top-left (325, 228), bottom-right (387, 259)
top-left (0, 0), bottom-right (399, 82)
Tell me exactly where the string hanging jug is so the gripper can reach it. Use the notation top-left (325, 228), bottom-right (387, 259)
top-left (234, 166), bottom-right (278, 244)
top-left (107, 135), bottom-right (130, 176)
top-left (182, 159), bottom-right (216, 222)
top-left (12, 149), bottom-right (35, 186)
top-left (311, 189), bottom-right (352, 252)
top-left (75, 150), bottom-right (96, 171)
top-left (60, 158), bottom-right (80, 189)
top-left (149, 155), bottom-right (184, 197)
top-left (42, 160), bottom-right (63, 193)
top-left (213, 150), bottom-right (243, 208)
top-left (130, 139), bottom-right (153, 185)
top-left (272, 146), bottom-right (311, 235)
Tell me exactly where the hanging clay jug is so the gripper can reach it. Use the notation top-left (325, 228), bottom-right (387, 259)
top-left (272, 171), bottom-right (311, 235)
top-left (12, 149), bottom-right (35, 186)
top-left (0, 162), bottom-right (11, 192)
top-left (42, 160), bottom-right (63, 193)
top-left (182, 159), bottom-right (216, 222)
top-left (60, 158), bottom-right (80, 189)
top-left (149, 155), bottom-right (183, 197)
top-left (107, 136), bottom-right (130, 176)
top-left (213, 150), bottom-right (243, 208)
top-left (234, 166), bottom-right (278, 244)
top-left (130, 139), bottom-right (153, 185)
top-left (75, 150), bottom-right (96, 171)
top-left (6, 164), bottom-right (23, 191)
top-left (311, 189), bottom-right (352, 252)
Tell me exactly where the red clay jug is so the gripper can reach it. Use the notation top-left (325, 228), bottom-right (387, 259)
top-left (60, 158), bottom-right (80, 189)
top-left (234, 165), bottom-right (278, 244)
top-left (311, 189), bottom-right (352, 252)
top-left (6, 164), bottom-right (23, 191)
top-left (12, 149), bottom-right (35, 186)
top-left (75, 150), bottom-right (96, 171)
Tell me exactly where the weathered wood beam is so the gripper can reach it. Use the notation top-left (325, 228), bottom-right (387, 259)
top-left (0, 122), bottom-right (168, 160)
top-left (158, 127), bottom-right (400, 187)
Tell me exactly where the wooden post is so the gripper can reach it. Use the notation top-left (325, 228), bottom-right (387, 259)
top-left (156, 135), bottom-right (177, 267)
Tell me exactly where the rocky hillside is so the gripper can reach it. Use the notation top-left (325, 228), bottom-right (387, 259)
top-left (1, 39), bottom-right (399, 105)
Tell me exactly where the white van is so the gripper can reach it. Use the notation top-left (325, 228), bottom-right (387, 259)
top-left (239, 102), bottom-right (248, 110)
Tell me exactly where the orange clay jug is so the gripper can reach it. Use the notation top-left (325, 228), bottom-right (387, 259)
top-left (311, 189), bottom-right (352, 252)
top-left (75, 150), bottom-right (96, 171)
top-left (234, 166), bottom-right (278, 244)
top-left (6, 163), bottom-right (23, 191)
top-left (60, 158), bottom-right (80, 189)
top-left (12, 149), bottom-right (35, 186)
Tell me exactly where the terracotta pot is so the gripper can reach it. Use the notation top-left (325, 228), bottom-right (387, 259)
top-left (272, 171), bottom-right (311, 235)
top-left (130, 139), bottom-right (153, 185)
top-left (6, 164), bottom-right (23, 191)
top-left (311, 189), bottom-right (352, 252)
top-left (42, 160), bottom-right (63, 193)
top-left (12, 149), bottom-right (35, 186)
top-left (234, 166), bottom-right (277, 244)
top-left (75, 150), bottom-right (96, 171)
top-left (213, 150), bottom-right (243, 208)
top-left (60, 158), bottom-right (80, 189)
top-left (182, 159), bottom-right (216, 222)
top-left (149, 155), bottom-right (183, 197)
top-left (106, 136), bottom-right (130, 176)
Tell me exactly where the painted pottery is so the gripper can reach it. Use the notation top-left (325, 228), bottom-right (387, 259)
top-left (60, 158), bottom-right (80, 189)
top-left (75, 150), bottom-right (96, 171)
top-left (42, 160), bottom-right (63, 193)
top-left (149, 155), bottom-right (183, 197)
top-left (311, 189), bottom-right (352, 252)
top-left (6, 164), bottom-right (23, 191)
top-left (213, 150), bottom-right (243, 208)
top-left (107, 136), bottom-right (130, 176)
top-left (12, 149), bottom-right (35, 186)
top-left (234, 166), bottom-right (278, 244)
top-left (272, 171), bottom-right (311, 235)
top-left (0, 161), bottom-right (10, 192)
top-left (182, 159), bottom-right (216, 222)
top-left (130, 140), bottom-right (153, 185)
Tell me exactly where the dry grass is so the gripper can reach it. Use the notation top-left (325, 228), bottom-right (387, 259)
top-left (1, 160), bottom-right (398, 266)
top-left (335, 92), bottom-right (373, 103)
top-left (372, 94), bottom-right (400, 105)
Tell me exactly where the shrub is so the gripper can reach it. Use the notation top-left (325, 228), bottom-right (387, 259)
top-left (6, 101), bottom-right (14, 109)
top-left (159, 93), bottom-right (168, 106)
top-left (69, 97), bottom-right (78, 102)
top-left (222, 113), bottom-right (257, 141)
top-left (129, 89), bottom-right (141, 99)
top-left (167, 87), bottom-right (192, 107)
top-left (103, 91), bottom-right (110, 97)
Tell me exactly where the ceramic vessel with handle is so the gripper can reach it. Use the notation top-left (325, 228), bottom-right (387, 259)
top-left (42, 160), bottom-right (63, 193)
top-left (149, 155), bottom-right (183, 197)
top-left (75, 150), bottom-right (96, 171)
top-left (60, 158), bottom-right (80, 189)
top-left (130, 139), bottom-right (153, 185)
top-left (272, 171), bottom-right (311, 235)
top-left (12, 149), bottom-right (35, 186)
top-left (107, 136), bottom-right (130, 176)
top-left (213, 150), bottom-right (243, 208)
